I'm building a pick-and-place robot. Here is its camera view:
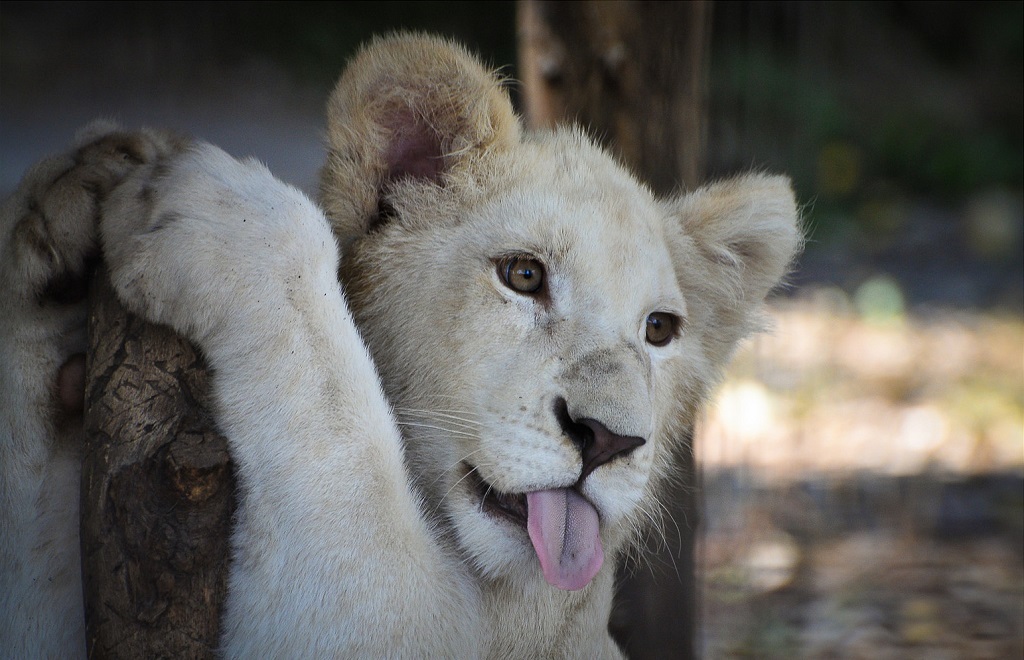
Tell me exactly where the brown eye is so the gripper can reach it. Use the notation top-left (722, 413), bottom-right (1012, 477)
top-left (500, 256), bottom-right (545, 295)
top-left (645, 312), bottom-right (677, 346)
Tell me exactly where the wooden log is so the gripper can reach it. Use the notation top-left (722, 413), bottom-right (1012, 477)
top-left (81, 270), bottom-right (234, 658)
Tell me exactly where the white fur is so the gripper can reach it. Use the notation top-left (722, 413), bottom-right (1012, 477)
top-left (0, 35), bottom-right (800, 658)
top-left (1, 128), bottom-right (158, 656)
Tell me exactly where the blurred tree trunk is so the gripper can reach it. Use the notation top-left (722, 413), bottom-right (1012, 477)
top-left (81, 271), bottom-right (234, 658)
top-left (518, 1), bottom-right (710, 658)
top-left (517, 0), bottom-right (708, 194)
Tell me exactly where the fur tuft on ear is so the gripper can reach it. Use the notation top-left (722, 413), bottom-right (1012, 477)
top-left (319, 33), bottom-right (520, 238)
top-left (669, 173), bottom-right (802, 363)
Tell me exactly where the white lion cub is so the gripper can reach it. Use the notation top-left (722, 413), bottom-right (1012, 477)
top-left (0, 35), bottom-right (800, 657)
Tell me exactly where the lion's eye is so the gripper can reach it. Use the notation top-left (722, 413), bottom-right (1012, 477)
top-left (499, 256), bottom-right (545, 295)
top-left (645, 312), bottom-right (678, 346)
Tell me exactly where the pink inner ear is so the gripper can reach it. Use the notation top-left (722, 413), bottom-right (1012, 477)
top-left (384, 120), bottom-right (445, 183)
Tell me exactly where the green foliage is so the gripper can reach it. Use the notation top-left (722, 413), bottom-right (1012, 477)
top-left (710, 3), bottom-right (1023, 250)
top-left (873, 115), bottom-right (1022, 198)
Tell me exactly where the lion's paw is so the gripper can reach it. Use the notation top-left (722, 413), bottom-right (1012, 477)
top-left (100, 142), bottom-right (337, 348)
top-left (1, 122), bottom-right (184, 305)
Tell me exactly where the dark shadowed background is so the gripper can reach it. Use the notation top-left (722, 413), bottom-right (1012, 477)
top-left (2, 2), bottom-right (1021, 657)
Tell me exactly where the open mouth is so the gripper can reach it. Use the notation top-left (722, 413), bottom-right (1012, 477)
top-left (461, 462), bottom-right (606, 591)
top-left (464, 463), bottom-right (527, 527)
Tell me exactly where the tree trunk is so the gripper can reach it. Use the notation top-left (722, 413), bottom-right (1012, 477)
top-left (81, 270), bottom-right (235, 658)
top-left (518, 2), bottom-right (710, 657)
top-left (517, 0), bottom-right (709, 195)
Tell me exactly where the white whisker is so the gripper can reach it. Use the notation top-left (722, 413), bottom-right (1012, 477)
top-left (395, 408), bottom-right (482, 431)
top-left (395, 421), bottom-right (477, 439)
top-left (428, 447), bottom-right (489, 488)
top-left (435, 460), bottom-right (494, 519)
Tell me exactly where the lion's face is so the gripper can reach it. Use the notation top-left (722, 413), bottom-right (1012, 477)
top-left (340, 132), bottom-right (713, 590)
top-left (323, 35), bottom-right (799, 592)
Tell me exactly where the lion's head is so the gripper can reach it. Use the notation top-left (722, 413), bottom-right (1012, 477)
top-left (320, 35), bottom-right (800, 592)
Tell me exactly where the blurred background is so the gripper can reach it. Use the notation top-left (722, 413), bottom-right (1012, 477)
top-left (2, 2), bottom-right (1020, 657)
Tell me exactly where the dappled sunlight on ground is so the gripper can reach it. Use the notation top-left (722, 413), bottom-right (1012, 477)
top-left (702, 290), bottom-right (1023, 478)
top-left (698, 291), bottom-right (1023, 658)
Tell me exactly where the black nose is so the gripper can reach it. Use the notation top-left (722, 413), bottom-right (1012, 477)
top-left (554, 398), bottom-right (646, 483)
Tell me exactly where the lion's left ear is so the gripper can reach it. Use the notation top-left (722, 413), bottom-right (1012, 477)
top-left (667, 173), bottom-right (802, 358)
top-left (673, 173), bottom-right (801, 303)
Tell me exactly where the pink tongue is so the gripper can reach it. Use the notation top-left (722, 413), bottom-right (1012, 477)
top-left (526, 489), bottom-right (603, 591)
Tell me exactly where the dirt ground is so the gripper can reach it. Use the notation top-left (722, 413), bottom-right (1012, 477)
top-left (697, 292), bottom-right (1023, 658)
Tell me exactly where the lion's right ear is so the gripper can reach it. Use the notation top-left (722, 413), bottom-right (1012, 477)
top-left (319, 34), bottom-right (520, 237)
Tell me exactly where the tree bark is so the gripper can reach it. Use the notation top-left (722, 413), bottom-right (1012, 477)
top-left (517, 0), bottom-right (709, 195)
top-left (518, 2), bottom-right (710, 657)
top-left (81, 270), bottom-right (234, 658)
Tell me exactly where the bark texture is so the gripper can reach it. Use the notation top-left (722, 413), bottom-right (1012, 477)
top-left (518, 0), bottom-right (709, 195)
top-left (518, 2), bottom-right (710, 657)
top-left (82, 271), bottom-right (234, 658)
